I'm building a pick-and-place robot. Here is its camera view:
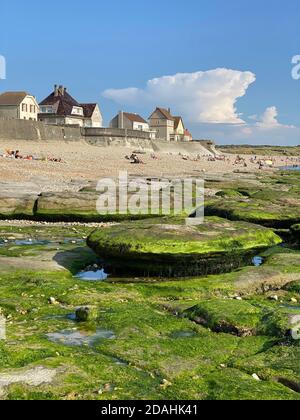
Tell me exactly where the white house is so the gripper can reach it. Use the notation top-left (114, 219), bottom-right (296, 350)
top-left (38, 85), bottom-right (103, 127)
top-left (110, 111), bottom-right (150, 131)
top-left (0, 92), bottom-right (39, 121)
top-left (149, 107), bottom-right (193, 141)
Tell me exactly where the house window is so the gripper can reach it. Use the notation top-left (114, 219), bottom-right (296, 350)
top-left (41, 106), bottom-right (54, 114)
top-left (22, 103), bottom-right (27, 112)
top-left (71, 106), bottom-right (83, 116)
top-left (30, 105), bottom-right (35, 113)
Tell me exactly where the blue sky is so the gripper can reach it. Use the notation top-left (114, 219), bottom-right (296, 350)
top-left (1, 0), bottom-right (300, 145)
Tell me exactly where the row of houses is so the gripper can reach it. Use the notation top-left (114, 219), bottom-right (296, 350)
top-left (111, 110), bottom-right (193, 142)
top-left (0, 85), bottom-right (193, 141)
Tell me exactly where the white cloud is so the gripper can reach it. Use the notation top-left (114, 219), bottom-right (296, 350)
top-left (254, 106), bottom-right (295, 130)
top-left (103, 68), bottom-right (256, 124)
top-left (192, 121), bottom-right (300, 146)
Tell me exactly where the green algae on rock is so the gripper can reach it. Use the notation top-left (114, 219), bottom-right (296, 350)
top-left (36, 192), bottom-right (125, 222)
top-left (75, 306), bottom-right (99, 322)
top-left (0, 223), bottom-right (299, 401)
top-left (35, 191), bottom-right (178, 222)
top-left (183, 299), bottom-right (299, 339)
top-left (206, 172), bottom-right (300, 229)
top-left (206, 198), bottom-right (300, 228)
top-left (87, 216), bottom-right (282, 277)
top-left (184, 299), bottom-right (262, 337)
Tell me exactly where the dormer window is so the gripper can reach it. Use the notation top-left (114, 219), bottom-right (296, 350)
top-left (41, 106), bottom-right (54, 114)
top-left (72, 106), bottom-right (83, 116)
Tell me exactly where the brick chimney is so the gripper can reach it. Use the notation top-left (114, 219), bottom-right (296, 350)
top-left (118, 111), bottom-right (124, 129)
top-left (54, 84), bottom-right (59, 97)
top-left (58, 85), bottom-right (65, 96)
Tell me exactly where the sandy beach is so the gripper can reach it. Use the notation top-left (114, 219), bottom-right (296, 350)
top-left (0, 140), bottom-right (298, 193)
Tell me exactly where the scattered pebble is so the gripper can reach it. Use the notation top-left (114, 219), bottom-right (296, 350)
top-left (160, 379), bottom-right (172, 389)
top-left (291, 298), bottom-right (298, 304)
top-left (48, 297), bottom-right (59, 305)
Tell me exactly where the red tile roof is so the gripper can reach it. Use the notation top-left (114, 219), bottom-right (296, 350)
top-left (123, 112), bottom-right (148, 124)
top-left (155, 107), bottom-right (174, 121)
top-left (184, 129), bottom-right (193, 139)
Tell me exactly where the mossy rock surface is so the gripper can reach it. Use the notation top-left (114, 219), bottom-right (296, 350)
top-left (35, 192), bottom-right (155, 222)
top-left (215, 189), bottom-right (246, 198)
top-left (206, 197), bottom-right (300, 228)
top-left (184, 300), bottom-right (262, 337)
top-left (35, 188), bottom-right (189, 222)
top-left (87, 216), bottom-right (281, 277)
top-left (0, 223), bottom-right (299, 400)
top-left (206, 172), bottom-right (300, 228)
top-left (184, 299), bottom-right (296, 339)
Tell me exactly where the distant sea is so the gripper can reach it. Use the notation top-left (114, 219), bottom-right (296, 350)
top-left (280, 166), bottom-right (300, 171)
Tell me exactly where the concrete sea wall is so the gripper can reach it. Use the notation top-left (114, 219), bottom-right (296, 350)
top-left (0, 118), bottom-right (215, 155)
top-left (0, 118), bottom-right (83, 142)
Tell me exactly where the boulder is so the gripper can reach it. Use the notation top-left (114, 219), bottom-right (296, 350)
top-left (35, 192), bottom-right (105, 222)
top-left (35, 189), bottom-right (179, 222)
top-left (75, 306), bottom-right (98, 322)
top-left (0, 192), bottom-right (37, 219)
top-left (87, 216), bottom-right (282, 277)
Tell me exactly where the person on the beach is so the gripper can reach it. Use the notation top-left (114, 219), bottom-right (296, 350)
top-left (130, 153), bottom-right (145, 164)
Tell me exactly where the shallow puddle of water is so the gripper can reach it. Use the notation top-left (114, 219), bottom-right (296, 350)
top-left (0, 237), bottom-right (84, 247)
top-left (280, 166), bottom-right (300, 171)
top-left (62, 238), bottom-right (85, 245)
top-left (171, 330), bottom-right (197, 338)
top-left (75, 269), bottom-right (109, 281)
top-left (43, 313), bottom-right (78, 322)
top-left (111, 357), bottom-right (129, 366)
top-left (46, 328), bottom-right (116, 347)
top-left (252, 256), bottom-right (264, 267)
top-left (280, 305), bottom-right (300, 311)
top-left (14, 239), bottom-right (51, 246)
